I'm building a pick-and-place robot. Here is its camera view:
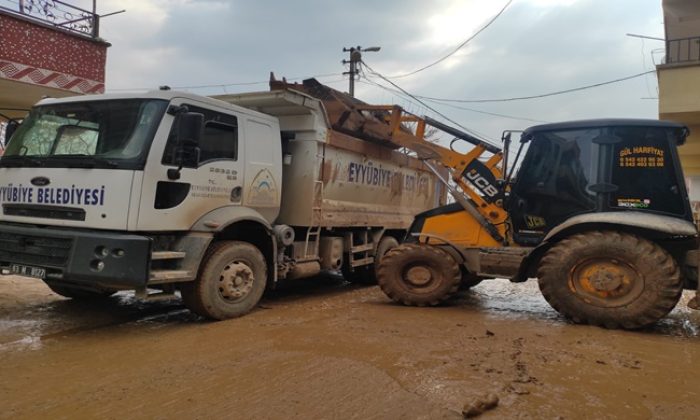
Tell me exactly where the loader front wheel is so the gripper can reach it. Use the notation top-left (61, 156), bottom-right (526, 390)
top-left (377, 244), bottom-right (461, 306)
top-left (537, 231), bottom-right (682, 329)
top-left (181, 241), bottom-right (267, 320)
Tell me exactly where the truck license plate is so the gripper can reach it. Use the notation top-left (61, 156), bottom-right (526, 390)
top-left (10, 264), bottom-right (46, 279)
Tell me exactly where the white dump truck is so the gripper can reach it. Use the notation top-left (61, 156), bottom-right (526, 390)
top-left (0, 78), bottom-right (445, 319)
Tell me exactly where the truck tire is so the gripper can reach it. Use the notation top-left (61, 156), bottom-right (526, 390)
top-left (537, 231), bottom-right (683, 329)
top-left (181, 240), bottom-right (267, 320)
top-left (44, 281), bottom-right (116, 300)
top-left (377, 243), bottom-right (461, 306)
top-left (344, 235), bottom-right (400, 285)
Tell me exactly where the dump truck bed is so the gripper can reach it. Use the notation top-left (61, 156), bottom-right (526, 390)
top-left (213, 86), bottom-right (445, 228)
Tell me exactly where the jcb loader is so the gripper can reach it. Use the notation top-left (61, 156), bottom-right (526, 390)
top-left (346, 106), bottom-right (699, 329)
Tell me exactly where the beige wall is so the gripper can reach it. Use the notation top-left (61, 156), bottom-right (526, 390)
top-left (658, 65), bottom-right (700, 176)
top-left (658, 66), bottom-right (700, 115)
top-left (663, 0), bottom-right (700, 40)
top-left (659, 1), bottom-right (700, 178)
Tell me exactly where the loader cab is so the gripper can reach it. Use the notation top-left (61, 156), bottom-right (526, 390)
top-left (507, 119), bottom-right (690, 246)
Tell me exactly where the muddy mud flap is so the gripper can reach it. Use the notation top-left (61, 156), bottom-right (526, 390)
top-left (0, 223), bottom-right (151, 289)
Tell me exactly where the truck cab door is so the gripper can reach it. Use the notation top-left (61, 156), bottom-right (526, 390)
top-left (136, 100), bottom-right (244, 231)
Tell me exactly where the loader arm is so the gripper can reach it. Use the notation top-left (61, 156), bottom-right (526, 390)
top-left (356, 105), bottom-right (509, 238)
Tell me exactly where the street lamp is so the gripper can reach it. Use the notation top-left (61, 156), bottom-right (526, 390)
top-left (342, 45), bottom-right (381, 97)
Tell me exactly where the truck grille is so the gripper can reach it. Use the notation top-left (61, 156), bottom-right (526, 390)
top-left (0, 231), bottom-right (73, 267)
top-left (3, 204), bottom-right (86, 221)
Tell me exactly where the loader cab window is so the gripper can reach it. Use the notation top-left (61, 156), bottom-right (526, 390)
top-left (609, 126), bottom-right (687, 217)
top-left (509, 129), bottom-right (599, 244)
top-left (162, 105), bottom-right (238, 167)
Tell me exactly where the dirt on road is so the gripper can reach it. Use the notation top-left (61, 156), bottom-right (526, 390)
top-left (1, 275), bottom-right (699, 419)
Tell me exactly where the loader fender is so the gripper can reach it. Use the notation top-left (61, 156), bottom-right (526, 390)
top-left (543, 211), bottom-right (697, 242)
top-left (512, 211), bottom-right (698, 283)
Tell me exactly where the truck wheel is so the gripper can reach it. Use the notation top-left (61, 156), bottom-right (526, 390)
top-left (44, 282), bottom-right (116, 300)
top-left (181, 241), bottom-right (267, 320)
top-left (344, 235), bottom-right (400, 285)
top-left (537, 231), bottom-right (683, 329)
top-left (377, 244), bottom-right (461, 306)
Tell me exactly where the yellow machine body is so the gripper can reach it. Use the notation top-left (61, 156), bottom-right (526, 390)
top-left (416, 208), bottom-right (505, 248)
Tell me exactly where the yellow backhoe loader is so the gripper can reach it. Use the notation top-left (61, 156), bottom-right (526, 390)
top-left (343, 105), bottom-right (699, 329)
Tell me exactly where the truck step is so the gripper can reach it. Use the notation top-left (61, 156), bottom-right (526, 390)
top-left (151, 251), bottom-right (187, 260)
top-left (149, 269), bottom-right (192, 284)
top-left (135, 288), bottom-right (179, 302)
top-left (350, 256), bottom-right (374, 268)
top-left (350, 243), bottom-right (374, 253)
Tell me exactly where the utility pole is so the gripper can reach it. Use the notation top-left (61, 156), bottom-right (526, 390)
top-left (342, 45), bottom-right (380, 97)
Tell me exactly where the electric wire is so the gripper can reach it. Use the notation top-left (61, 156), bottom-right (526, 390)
top-left (106, 72), bottom-right (343, 92)
top-left (359, 77), bottom-right (547, 124)
top-left (362, 60), bottom-right (500, 146)
top-left (359, 65), bottom-right (527, 164)
top-left (412, 70), bottom-right (656, 103)
top-left (388, 0), bottom-right (513, 79)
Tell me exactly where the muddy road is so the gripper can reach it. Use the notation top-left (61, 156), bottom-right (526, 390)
top-left (1, 275), bottom-right (699, 419)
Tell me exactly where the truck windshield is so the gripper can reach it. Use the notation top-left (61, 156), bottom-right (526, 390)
top-left (1, 99), bottom-right (168, 169)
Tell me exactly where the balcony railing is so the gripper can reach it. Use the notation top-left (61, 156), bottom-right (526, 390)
top-left (666, 36), bottom-right (700, 65)
top-left (0, 0), bottom-right (100, 38)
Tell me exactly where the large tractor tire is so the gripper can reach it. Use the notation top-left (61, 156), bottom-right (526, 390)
top-left (537, 231), bottom-right (683, 329)
top-left (181, 240), bottom-right (267, 320)
top-left (45, 281), bottom-right (116, 300)
top-left (343, 235), bottom-right (400, 285)
top-left (377, 243), bottom-right (461, 306)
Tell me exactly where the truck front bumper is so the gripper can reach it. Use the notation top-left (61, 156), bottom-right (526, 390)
top-left (0, 223), bottom-right (151, 289)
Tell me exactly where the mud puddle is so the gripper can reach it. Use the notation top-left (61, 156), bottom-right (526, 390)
top-left (1, 275), bottom-right (699, 419)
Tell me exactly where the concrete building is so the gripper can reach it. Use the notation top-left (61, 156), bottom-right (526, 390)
top-left (0, 2), bottom-right (109, 123)
top-left (658, 0), bottom-right (700, 201)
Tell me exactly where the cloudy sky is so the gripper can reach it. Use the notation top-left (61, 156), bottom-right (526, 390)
top-left (91, 0), bottom-right (664, 143)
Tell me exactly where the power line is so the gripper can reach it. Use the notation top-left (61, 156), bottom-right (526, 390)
top-left (106, 72), bottom-right (342, 92)
top-left (358, 76), bottom-right (435, 122)
top-left (388, 0), bottom-right (512, 79)
top-left (362, 60), bottom-right (501, 147)
top-left (359, 77), bottom-right (548, 124)
top-left (425, 99), bottom-right (549, 124)
top-left (414, 70), bottom-right (656, 103)
top-left (174, 73), bottom-right (339, 89)
top-left (357, 74), bottom-right (526, 163)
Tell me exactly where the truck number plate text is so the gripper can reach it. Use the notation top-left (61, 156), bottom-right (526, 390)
top-left (10, 264), bottom-right (46, 279)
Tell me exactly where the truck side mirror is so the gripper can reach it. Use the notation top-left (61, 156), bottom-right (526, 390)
top-left (3, 120), bottom-right (19, 145)
top-left (178, 112), bottom-right (204, 145)
top-left (167, 112), bottom-right (204, 180)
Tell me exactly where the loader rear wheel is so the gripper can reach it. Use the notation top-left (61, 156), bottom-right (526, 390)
top-left (537, 231), bottom-right (683, 329)
top-left (181, 240), bottom-right (267, 320)
top-left (377, 244), bottom-right (461, 306)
